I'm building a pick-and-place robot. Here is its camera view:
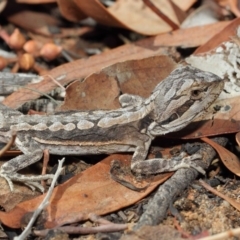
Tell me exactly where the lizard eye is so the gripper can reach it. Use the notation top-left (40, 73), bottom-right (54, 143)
top-left (191, 89), bottom-right (202, 100)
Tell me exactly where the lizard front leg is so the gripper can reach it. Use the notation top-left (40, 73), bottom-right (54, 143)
top-left (0, 145), bottom-right (54, 192)
top-left (130, 137), bottom-right (205, 175)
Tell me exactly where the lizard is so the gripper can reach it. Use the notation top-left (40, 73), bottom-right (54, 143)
top-left (0, 65), bottom-right (224, 192)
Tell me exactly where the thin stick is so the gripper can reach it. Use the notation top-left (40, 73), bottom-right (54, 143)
top-left (0, 133), bottom-right (16, 157)
top-left (143, 0), bottom-right (178, 30)
top-left (14, 158), bottom-right (65, 240)
top-left (41, 149), bottom-right (50, 188)
top-left (44, 74), bottom-right (65, 91)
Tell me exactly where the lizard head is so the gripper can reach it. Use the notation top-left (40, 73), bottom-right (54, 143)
top-left (148, 65), bottom-right (224, 136)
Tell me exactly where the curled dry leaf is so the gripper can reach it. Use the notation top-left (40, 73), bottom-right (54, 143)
top-left (201, 137), bottom-right (240, 176)
top-left (58, 0), bottom-right (195, 35)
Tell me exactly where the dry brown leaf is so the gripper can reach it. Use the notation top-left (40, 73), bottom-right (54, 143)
top-left (0, 154), bottom-right (172, 229)
top-left (172, 0), bottom-right (197, 11)
top-left (60, 55), bottom-right (176, 111)
top-left (58, 0), bottom-right (196, 35)
top-left (61, 71), bottom-right (121, 110)
top-left (217, 0), bottom-right (240, 17)
top-left (201, 137), bottom-right (240, 176)
top-left (108, 0), bottom-right (179, 35)
top-left (200, 179), bottom-right (240, 212)
top-left (3, 45), bottom-right (171, 109)
top-left (57, 0), bottom-right (87, 22)
top-left (195, 17), bottom-right (240, 54)
top-left (7, 11), bottom-right (60, 36)
top-left (3, 21), bottom-right (229, 109)
top-left (0, 180), bottom-right (41, 211)
top-left (57, 0), bottom-right (197, 35)
top-left (149, 21), bottom-right (229, 48)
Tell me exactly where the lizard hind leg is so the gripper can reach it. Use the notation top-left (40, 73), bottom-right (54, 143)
top-left (0, 149), bottom-right (54, 192)
top-left (131, 152), bottom-right (206, 175)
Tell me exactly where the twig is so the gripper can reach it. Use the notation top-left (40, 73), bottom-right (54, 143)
top-left (143, 0), bottom-right (179, 30)
top-left (0, 133), bottom-right (16, 157)
top-left (34, 220), bottom-right (127, 237)
top-left (200, 227), bottom-right (240, 240)
top-left (134, 137), bottom-right (228, 229)
top-left (14, 158), bottom-right (65, 240)
top-left (34, 213), bottom-right (127, 237)
top-left (41, 149), bottom-right (50, 188)
top-left (44, 74), bottom-right (65, 91)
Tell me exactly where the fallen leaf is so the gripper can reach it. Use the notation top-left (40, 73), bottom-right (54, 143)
top-left (194, 17), bottom-right (240, 54)
top-left (57, 0), bottom-right (198, 35)
top-left (3, 21), bottom-right (229, 109)
top-left (57, 0), bottom-right (87, 22)
top-left (60, 55), bottom-right (176, 110)
top-left (61, 0), bottom-right (181, 35)
top-left (0, 154), bottom-right (172, 229)
top-left (7, 10), bottom-right (60, 36)
top-left (61, 70), bottom-right (121, 110)
top-left (201, 137), bottom-right (240, 176)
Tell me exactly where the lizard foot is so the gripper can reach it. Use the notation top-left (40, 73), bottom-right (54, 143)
top-left (0, 172), bottom-right (54, 192)
top-left (176, 153), bottom-right (206, 175)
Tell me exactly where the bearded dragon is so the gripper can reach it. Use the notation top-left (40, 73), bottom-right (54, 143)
top-left (0, 65), bottom-right (224, 191)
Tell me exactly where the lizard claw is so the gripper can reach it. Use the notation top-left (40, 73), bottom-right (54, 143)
top-left (0, 173), bottom-right (14, 192)
top-left (0, 172), bottom-right (54, 192)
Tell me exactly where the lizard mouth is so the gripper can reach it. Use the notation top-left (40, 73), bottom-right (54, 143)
top-left (158, 99), bottom-right (195, 126)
